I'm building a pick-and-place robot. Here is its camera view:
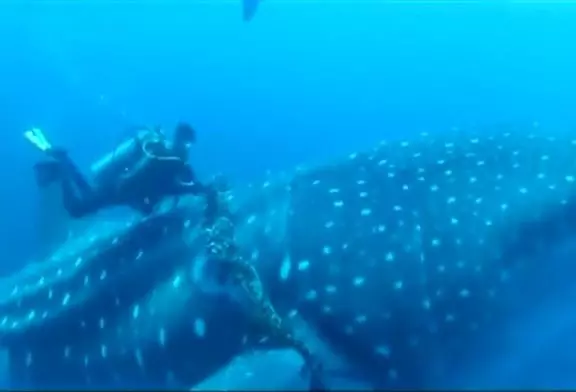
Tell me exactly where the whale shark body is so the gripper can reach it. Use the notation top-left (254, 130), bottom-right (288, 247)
top-left (3, 125), bottom-right (576, 389)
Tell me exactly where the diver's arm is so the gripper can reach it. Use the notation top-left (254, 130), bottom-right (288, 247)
top-left (170, 166), bottom-right (219, 225)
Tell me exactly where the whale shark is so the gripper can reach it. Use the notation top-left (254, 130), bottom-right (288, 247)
top-left (264, 125), bottom-right (576, 388)
top-left (3, 124), bottom-right (576, 389)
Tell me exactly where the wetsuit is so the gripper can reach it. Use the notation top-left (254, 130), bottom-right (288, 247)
top-left (35, 129), bottom-right (218, 224)
top-left (116, 132), bottom-right (219, 224)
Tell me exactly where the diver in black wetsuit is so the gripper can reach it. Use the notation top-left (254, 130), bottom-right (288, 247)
top-left (29, 123), bottom-right (218, 224)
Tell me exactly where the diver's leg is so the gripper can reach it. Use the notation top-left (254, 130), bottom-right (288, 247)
top-left (60, 179), bottom-right (100, 219)
top-left (49, 149), bottom-right (93, 195)
top-left (33, 161), bottom-right (63, 188)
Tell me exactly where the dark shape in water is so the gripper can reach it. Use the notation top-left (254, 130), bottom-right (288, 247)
top-left (242, 0), bottom-right (261, 21)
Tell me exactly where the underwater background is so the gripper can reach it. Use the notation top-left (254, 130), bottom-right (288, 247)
top-left (1, 1), bottom-right (576, 389)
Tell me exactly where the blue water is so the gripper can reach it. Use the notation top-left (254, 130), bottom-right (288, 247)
top-left (2, 1), bottom-right (576, 388)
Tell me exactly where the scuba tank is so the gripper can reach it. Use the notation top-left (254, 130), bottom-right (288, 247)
top-left (89, 127), bottom-right (164, 187)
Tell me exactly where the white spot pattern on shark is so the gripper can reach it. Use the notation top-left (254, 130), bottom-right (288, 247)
top-left (5, 125), bottom-right (576, 390)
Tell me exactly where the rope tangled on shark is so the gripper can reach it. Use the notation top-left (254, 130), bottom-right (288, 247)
top-left (202, 192), bottom-right (326, 389)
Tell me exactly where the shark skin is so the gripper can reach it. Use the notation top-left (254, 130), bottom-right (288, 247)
top-left (0, 206), bottom-right (229, 389)
top-left (0, 196), bottom-right (312, 390)
top-left (238, 125), bottom-right (576, 389)
top-left (4, 125), bottom-right (576, 389)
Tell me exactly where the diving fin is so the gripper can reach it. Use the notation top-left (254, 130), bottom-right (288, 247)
top-left (24, 127), bottom-right (52, 152)
top-left (33, 161), bottom-right (63, 188)
top-left (242, 0), bottom-right (261, 21)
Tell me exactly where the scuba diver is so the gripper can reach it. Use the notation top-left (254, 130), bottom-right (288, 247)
top-left (26, 124), bottom-right (325, 388)
top-left (25, 123), bottom-right (218, 225)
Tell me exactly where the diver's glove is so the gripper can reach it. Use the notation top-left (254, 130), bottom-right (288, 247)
top-left (24, 127), bottom-right (52, 152)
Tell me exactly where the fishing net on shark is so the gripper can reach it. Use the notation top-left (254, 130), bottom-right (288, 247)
top-left (191, 184), bottom-right (326, 389)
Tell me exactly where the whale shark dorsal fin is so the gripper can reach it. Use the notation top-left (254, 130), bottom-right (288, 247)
top-left (242, 0), bottom-right (261, 21)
